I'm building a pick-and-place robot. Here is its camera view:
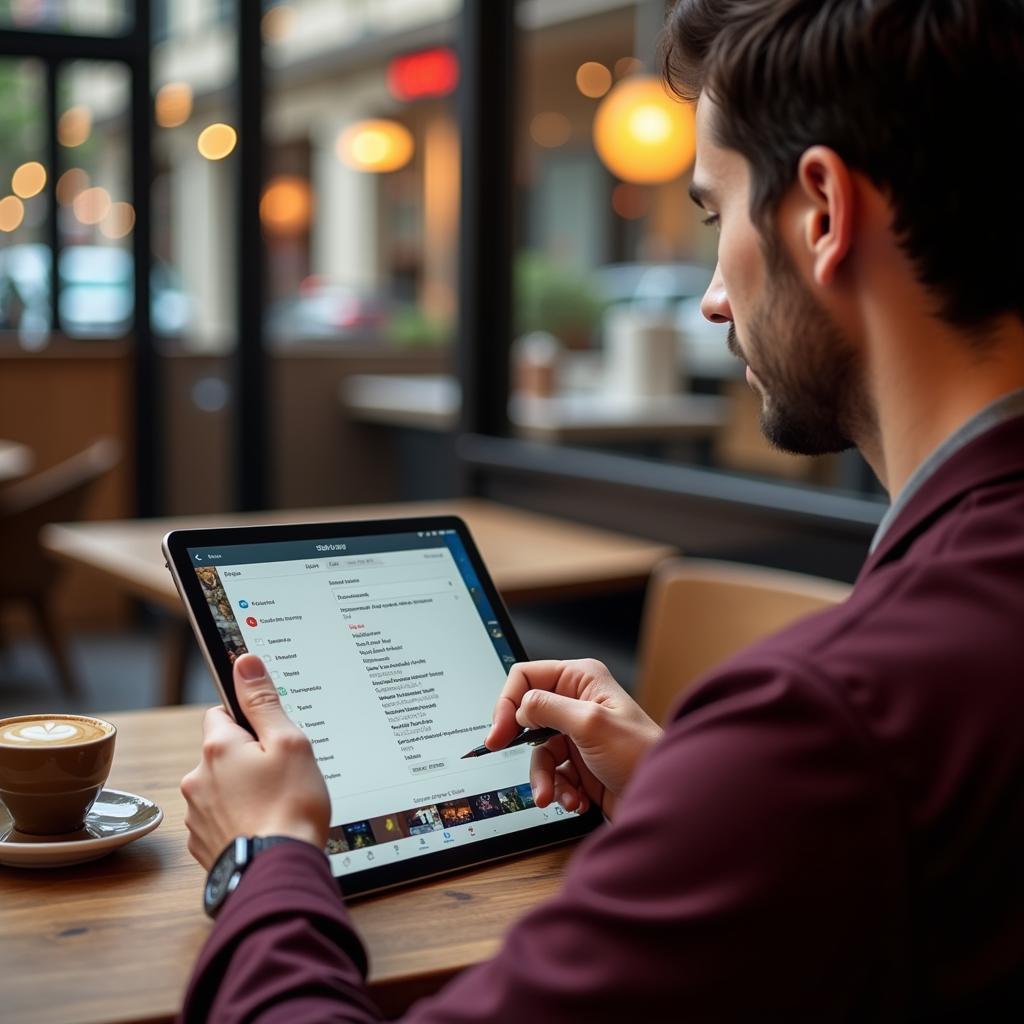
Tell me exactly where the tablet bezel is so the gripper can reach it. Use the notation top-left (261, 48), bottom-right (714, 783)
top-left (163, 515), bottom-right (602, 897)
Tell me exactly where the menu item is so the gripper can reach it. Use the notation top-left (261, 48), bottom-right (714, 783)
top-left (0, 714), bottom-right (116, 835)
top-left (164, 516), bottom-right (600, 897)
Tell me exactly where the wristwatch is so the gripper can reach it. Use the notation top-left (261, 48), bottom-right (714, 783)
top-left (204, 835), bottom-right (300, 919)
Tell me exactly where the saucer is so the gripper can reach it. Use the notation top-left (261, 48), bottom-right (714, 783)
top-left (0, 789), bottom-right (163, 869)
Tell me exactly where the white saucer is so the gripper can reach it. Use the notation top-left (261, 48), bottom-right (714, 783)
top-left (0, 788), bottom-right (163, 869)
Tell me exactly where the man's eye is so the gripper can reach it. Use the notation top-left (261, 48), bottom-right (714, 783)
top-left (701, 213), bottom-right (720, 230)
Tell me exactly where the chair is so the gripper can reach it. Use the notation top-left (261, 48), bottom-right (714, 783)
top-left (634, 558), bottom-right (851, 724)
top-left (0, 439), bottom-right (121, 695)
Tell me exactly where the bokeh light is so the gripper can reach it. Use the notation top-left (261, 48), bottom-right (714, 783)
top-left (576, 61), bottom-right (612, 99)
top-left (57, 105), bottom-right (92, 147)
top-left (73, 186), bottom-right (112, 225)
top-left (198, 123), bottom-right (238, 160)
top-left (614, 57), bottom-right (644, 79)
top-left (336, 120), bottom-right (414, 173)
top-left (262, 3), bottom-right (296, 43)
top-left (529, 111), bottom-right (571, 148)
top-left (11, 161), bottom-right (46, 199)
top-left (0, 196), bottom-right (25, 232)
top-left (155, 82), bottom-right (193, 128)
top-left (100, 201), bottom-right (136, 239)
top-left (56, 168), bottom-right (89, 205)
top-left (260, 176), bottom-right (312, 235)
top-left (593, 76), bottom-right (696, 184)
top-left (611, 183), bottom-right (650, 220)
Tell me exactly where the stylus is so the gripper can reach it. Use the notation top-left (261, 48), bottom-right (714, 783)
top-left (460, 726), bottom-right (562, 759)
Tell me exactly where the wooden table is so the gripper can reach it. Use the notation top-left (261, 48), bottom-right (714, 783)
top-left (0, 438), bottom-right (33, 482)
top-left (42, 498), bottom-right (676, 703)
top-left (0, 705), bottom-right (580, 1024)
top-left (341, 374), bottom-right (728, 444)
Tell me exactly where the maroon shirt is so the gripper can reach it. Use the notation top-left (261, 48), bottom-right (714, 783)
top-left (180, 415), bottom-right (1024, 1022)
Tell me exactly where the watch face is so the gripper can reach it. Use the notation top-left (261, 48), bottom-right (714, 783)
top-left (205, 838), bottom-right (246, 913)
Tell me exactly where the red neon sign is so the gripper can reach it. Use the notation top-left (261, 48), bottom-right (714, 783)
top-left (387, 47), bottom-right (459, 102)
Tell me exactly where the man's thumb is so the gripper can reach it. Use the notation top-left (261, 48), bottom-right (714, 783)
top-left (234, 654), bottom-right (291, 740)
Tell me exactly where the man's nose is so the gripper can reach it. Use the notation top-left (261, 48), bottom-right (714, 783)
top-left (700, 264), bottom-right (732, 324)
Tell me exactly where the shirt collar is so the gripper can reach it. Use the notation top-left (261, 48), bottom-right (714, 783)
top-left (869, 387), bottom-right (1024, 554)
top-left (861, 393), bottom-right (1024, 579)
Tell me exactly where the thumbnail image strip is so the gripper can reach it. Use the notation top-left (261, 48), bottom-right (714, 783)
top-left (328, 778), bottom-right (546, 857)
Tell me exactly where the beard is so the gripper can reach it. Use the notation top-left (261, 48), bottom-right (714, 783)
top-left (729, 237), bottom-right (873, 457)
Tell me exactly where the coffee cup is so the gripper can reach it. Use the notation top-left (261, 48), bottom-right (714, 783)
top-left (0, 714), bottom-right (116, 836)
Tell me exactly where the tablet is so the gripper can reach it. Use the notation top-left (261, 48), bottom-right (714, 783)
top-left (163, 516), bottom-right (601, 896)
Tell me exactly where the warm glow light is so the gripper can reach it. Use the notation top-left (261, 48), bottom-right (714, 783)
top-left (576, 61), bottom-right (612, 99)
top-left (12, 161), bottom-right (46, 199)
top-left (58, 105), bottom-right (92, 147)
top-left (155, 82), bottom-right (193, 128)
top-left (260, 175), bottom-right (312, 235)
top-left (0, 195), bottom-right (24, 232)
top-left (388, 47), bottom-right (459, 102)
top-left (614, 56), bottom-right (644, 79)
top-left (593, 76), bottom-right (696, 184)
top-left (529, 111), bottom-right (571, 148)
top-left (73, 186), bottom-right (112, 225)
top-left (261, 3), bottom-right (296, 43)
top-left (611, 182), bottom-right (650, 220)
top-left (336, 119), bottom-right (414, 173)
top-left (56, 168), bottom-right (89, 205)
top-left (198, 123), bottom-right (238, 160)
top-left (100, 201), bottom-right (135, 239)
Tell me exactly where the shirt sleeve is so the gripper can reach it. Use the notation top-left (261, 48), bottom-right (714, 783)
top-left (180, 658), bottom-right (907, 1023)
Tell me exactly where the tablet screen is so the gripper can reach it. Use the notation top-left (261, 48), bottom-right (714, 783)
top-left (186, 528), bottom-right (569, 879)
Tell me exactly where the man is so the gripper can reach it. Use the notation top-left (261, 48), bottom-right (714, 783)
top-left (179, 1), bottom-right (1024, 1019)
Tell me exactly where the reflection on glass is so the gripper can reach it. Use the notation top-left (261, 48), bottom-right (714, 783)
top-left (263, 0), bottom-right (460, 352)
top-left (57, 60), bottom-right (134, 339)
top-left (152, 1), bottom-right (238, 349)
top-left (0, 58), bottom-right (49, 348)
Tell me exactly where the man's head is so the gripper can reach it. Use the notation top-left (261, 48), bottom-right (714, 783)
top-left (662, 0), bottom-right (1024, 456)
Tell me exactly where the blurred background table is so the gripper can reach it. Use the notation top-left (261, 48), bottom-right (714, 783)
top-left (0, 704), bottom-right (581, 1024)
top-left (341, 373), bottom-right (728, 446)
top-left (41, 498), bottom-right (676, 704)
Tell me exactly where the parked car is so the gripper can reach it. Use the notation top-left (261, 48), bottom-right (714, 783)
top-left (264, 277), bottom-right (399, 345)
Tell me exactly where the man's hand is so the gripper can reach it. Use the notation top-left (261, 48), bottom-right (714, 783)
top-left (181, 654), bottom-right (330, 871)
top-left (486, 659), bottom-right (662, 821)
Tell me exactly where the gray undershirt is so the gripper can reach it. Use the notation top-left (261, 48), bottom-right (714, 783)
top-left (869, 387), bottom-right (1024, 554)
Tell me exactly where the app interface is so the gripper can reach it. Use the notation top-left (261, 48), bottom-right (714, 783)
top-left (188, 530), bottom-right (569, 876)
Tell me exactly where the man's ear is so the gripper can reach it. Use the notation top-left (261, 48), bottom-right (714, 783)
top-left (796, 146), bottom-right (854, 287)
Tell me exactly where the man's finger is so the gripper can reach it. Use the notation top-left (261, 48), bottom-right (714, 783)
top-left (516, 688), bottom-right (604, 744)
top-left (486, 661), bottom-right (565, 750)
top-left (233, 654), bottom-right (295, 745)
top-left (201, 705), bottom-right (250, 747)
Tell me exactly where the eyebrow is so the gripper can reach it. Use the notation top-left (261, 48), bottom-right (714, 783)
top-left (688, 182), bottom-right (715, 209)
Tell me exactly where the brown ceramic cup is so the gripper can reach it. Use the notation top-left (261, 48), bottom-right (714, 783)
top-left (0, 714), bottom-right (116, 836)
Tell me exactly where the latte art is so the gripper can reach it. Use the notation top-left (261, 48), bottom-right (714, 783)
top-left (0, 716), bottom-right (112, 747)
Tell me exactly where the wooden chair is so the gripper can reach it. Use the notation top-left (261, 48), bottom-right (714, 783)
top-left (634, 558), bottom-right (851, 724)
top-left (0, 439), bottom-right (121, 695)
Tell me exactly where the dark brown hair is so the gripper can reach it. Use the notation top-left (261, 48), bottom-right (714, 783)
top-left (661, 0), bottom-right (1024, 329)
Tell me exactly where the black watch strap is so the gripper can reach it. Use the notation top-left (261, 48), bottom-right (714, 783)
top-left (204, 835), bottom-right (307, 919)
top-left (251, 835), bottom-right (302, 856)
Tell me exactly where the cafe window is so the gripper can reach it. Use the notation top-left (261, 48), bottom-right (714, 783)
top-left (0, 57), bottom-right (49, 347)
top-left (509, 0), bottom-right (880, 499)
top-left (56, 59), bottom-right (134, 339)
